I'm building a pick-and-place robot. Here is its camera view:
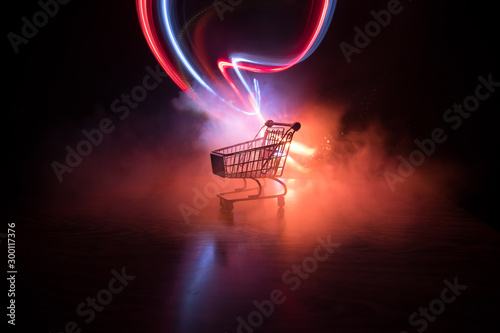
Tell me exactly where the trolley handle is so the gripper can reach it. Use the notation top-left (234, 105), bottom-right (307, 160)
top-left (265, 120), bottom-right (301, 132)
top-left (260, 120), bottom-right (300, 174)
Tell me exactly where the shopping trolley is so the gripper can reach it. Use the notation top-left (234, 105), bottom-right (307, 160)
top-left (210, 120), bottom-right (301, 211)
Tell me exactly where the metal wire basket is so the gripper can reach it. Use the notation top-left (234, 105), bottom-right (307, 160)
top-left (210, 120), bottom-right (301, 210)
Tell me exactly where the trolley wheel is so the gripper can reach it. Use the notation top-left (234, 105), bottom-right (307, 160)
top-left (226, 201), bottom-right (234, 211)
top-left (220, 198), bottom-right (234, 211)
top-left (277, 196), bottom-right (285, 208)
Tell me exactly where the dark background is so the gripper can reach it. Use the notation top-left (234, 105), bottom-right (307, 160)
top-left (2, 1), bottom-right (500, 333)
top-left (3, 0), bottom-right (499, 224)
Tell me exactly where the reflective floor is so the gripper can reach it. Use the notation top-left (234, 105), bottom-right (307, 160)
top-left (14, 164), bottom-right (500, 333)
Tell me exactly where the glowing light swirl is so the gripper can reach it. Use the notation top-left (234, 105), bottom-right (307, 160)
top-left (136, 0), bottom-right (337, 120)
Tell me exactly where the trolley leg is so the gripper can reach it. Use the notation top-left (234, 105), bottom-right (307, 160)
top-left (219, 197), bottom-right (234, 211)
top-left (218, 178), bottom-right (261, 198)
top-left (248, 178), bottom-right (263, 198)
top-left (217, 178), bottom-right (287, 209)
top-left (272, 178), bottom-right (288, 196)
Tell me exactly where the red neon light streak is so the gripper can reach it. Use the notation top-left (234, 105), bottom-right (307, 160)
top-left (136, 0), bottom-right (190, 92)
top-left (216, 0), bottom-right (331, 111)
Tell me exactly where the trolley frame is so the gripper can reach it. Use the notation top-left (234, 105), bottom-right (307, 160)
top-left (210, 120), bottom-right (301, 210)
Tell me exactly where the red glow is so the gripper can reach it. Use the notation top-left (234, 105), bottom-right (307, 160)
top-left (136, 0), bottom-right (191, 93)
top-left (290, 142), bottom-right (315, 156)
top-left (215, 0), bottom-right (330, 112)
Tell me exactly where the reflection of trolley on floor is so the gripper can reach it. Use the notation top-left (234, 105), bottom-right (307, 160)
top-left (210, 120), bottom-right (301, 211)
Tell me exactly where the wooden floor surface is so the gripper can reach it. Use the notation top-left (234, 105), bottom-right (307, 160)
top-left (10, 172), bottom-right (500, 333)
